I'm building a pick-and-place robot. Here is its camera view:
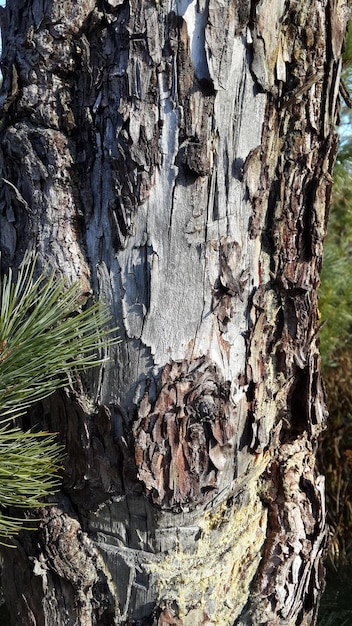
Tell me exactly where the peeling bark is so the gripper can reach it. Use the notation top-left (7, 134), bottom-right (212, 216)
top-left (134, 357), bottom-right (236, 509)
top-left (0, 0), bottom-right (348, 624)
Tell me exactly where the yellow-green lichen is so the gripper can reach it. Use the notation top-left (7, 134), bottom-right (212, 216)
top-left (144, 455), bottom-right (270, 625)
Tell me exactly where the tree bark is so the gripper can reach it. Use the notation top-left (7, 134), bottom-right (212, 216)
top-left (0, 1), bottom-right (348, 624)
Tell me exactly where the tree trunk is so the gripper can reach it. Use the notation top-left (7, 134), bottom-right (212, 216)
top-left (0, 1), bottom-right (348, 624)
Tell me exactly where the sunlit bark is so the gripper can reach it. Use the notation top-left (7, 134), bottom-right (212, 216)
top-left (0, 1), bottom-right (348, 624)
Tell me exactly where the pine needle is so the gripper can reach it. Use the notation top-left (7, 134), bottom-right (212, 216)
top-left (0, 252), bottom-right (119, 540)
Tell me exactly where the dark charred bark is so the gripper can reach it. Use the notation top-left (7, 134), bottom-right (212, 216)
top-left (0, 0), bottom-right (348, 624)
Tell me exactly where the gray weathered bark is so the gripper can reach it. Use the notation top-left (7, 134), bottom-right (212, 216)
top-left (0, 0), bottom-right (348, 624)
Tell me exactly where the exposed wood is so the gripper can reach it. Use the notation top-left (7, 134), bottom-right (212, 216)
top-left (0, 0), bottom-right (348, 624)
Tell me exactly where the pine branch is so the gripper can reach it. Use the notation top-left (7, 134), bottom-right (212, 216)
top-left (0, 252), bottom-right (119, 541)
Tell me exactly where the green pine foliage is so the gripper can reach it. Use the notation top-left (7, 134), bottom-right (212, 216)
top-left (0, 428), bottom-right (62, 540)
top-left (319, 16), bottom-right (352, 368)
top-left (0, 253), bottom-right (117, 418)
top-left (0, 252), bottom-right (118, 541)
top-left (317, 17), bottom-right (352, 626)
top-left (318, 19), bottom-right (352, 563)
top-left (319, 136), bottom-right (352, 367)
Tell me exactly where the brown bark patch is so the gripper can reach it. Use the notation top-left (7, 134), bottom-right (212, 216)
top-left (134, 357), bottom-right (236, 510)
top-left (255, 438), bottom-right (326, 625)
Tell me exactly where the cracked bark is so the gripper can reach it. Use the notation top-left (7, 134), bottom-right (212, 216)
top-left (0, 0), bottom-right (348, 624)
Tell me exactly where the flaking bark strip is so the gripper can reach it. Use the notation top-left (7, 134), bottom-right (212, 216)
top-left (134, 357), bottom-right (236, 510)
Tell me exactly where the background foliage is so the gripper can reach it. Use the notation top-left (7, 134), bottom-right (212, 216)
top-left (318, 18), bottom-right (352, 625)
top-left (319, 22), bottom-right (352, 562)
